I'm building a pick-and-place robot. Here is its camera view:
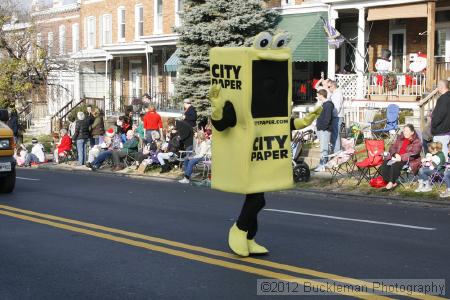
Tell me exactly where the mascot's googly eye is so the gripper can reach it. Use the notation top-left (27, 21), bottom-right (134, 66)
top-left (271, 34), bottom-right (289, 49)
top-left (253, 32), bottom-right (272, 50)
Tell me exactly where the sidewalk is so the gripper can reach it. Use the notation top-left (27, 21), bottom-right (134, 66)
top-left (29, 162), bottom-right (450, 207)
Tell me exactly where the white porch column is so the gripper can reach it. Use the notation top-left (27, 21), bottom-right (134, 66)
top-left (105, 54), bottom-right (113, 115)
top-left (356, 7), bottom-right (366, 99)
top-left (327, 9), bottom-right (338, 80)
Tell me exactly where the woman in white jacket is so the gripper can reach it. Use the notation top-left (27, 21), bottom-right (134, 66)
top-left (179, 131), bottom-right (211, 184)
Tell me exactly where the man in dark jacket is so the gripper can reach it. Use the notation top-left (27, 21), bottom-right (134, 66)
top-left (432, 80), bottom-right (450, 154)
top-left (73, 111), bottom-right (91, 166)
top-left (175, 119), bottom-right (194, 150)
top-left (314, 89), bottom-right (334, 172)
top-left (183, 99), bottom-right (197, 127)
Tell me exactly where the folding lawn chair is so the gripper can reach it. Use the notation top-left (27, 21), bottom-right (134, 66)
top-left (355, 139), bottom-right (385, 186)
top-left (370, 104), bottom-right (400, 142)
top-left (326, 137), bottom-right (358, 185)
top-left (398, 158), bottom-right (419, 188)
top-left (429, 165), bottom-right (446, 189)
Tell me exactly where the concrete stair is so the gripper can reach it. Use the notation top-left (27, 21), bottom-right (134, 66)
top-left (24, 116), bottom-right (51, 138)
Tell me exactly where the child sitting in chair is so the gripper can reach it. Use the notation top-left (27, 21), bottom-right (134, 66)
top-left (415, 142), bottom-right (446, 193)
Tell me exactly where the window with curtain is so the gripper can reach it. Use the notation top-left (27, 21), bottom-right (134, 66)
top-left (103, 14), bottom-right (112, 44)
top-left (59, 25), bottom-right (66, 55)
top-left (87, 16), bottom-right (96, 49)
top-left (118, 7), bottom-right (126, 41)
top-left (47, 32), bottom-right (53, 56)
top-left (136, 5), bottom-right (144, 38)
top-left (155, 0), bottom-right (163, 33)
top-left (72, 23), bottom-right (79, 53)
top-left (175, 0), bottom-right (183, 27)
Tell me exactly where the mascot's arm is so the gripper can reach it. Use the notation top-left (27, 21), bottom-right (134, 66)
top-left (290, 105), bottom-right (323, 130)
top-left (209, 85), bottom-right (236, 132)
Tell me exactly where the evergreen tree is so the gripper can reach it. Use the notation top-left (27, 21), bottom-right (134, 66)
top-left (174, 0), bottom-right (280, 117)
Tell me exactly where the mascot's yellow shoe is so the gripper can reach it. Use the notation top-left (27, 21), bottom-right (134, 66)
top-left (247, 239), bottom-right (269, 255)
top-left (228, 223), bottom-right (249, 257)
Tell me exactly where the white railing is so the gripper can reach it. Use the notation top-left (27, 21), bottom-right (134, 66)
top-left (365, 72), bottom-right (426, 100)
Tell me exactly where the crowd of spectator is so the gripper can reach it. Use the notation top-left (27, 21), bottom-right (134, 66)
top-left (13, 97), bottom-right (211, 184)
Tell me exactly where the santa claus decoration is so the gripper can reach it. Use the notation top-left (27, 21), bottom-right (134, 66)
top-left (409, 52), bottom-right (427, 73)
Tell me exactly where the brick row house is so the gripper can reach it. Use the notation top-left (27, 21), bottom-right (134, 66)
top-left (27, 0), bottom-right (182, 134)
top-left (20, 0), bottom-right (450, 133)
top-left (268, 0), bottom-right (450, 129)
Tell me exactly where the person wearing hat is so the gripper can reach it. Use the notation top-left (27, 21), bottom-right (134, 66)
top-left (183, 98), bottom-right (197, 128)
top-left (24, 138), bottom-right (45, 167)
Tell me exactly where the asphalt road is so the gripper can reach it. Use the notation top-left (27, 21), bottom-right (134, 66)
top-left (1, 168), bottom-right (450, 299)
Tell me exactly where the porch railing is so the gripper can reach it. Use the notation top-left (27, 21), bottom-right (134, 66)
top-left (107, 93), bottom-right (183, 115)
top-left (336, 73), bottom-right (427, 101)
top-left (365, 72), bottom-right (425, 100)
top-left (18, 102), bottom-right (32, 131)
top-left (418, 87), bottom-right (440, 131)
top-left (50, 97), bottom-right (105, 132)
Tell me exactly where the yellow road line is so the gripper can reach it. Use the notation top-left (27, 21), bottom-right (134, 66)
top-left (0, 205), bottom-right (445, 300)
top-left (0, 209), bottom-right (390, 300)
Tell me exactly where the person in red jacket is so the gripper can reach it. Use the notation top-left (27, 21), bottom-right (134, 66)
top-left (54, 128), bottom-right (73, 164)
top-left (143, 105), bottom-right (163, 143)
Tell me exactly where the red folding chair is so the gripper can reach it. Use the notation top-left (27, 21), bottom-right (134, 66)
top-left (355, 139), bottom-right (385, 186)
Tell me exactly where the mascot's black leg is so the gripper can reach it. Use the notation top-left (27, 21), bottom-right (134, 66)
top-left (228, 193), bottom-right (269, 257)
top-left (237, 193), bottom-right (265, 239)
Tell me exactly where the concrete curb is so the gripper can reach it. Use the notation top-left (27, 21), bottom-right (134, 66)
top-left (294, 188), bottom-right (450, 207)
top-left (32, 164), bottom-right (450, 208)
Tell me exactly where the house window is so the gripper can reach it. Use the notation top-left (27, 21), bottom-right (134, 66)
top-left (87, 16), bottom-right (96, 49)
top-left (102, 14), bottom-right (112, 45)
top-left (47, 32), bottom-right (53, 56)
top-left (135, 5), bottom-right (144, 39)
top-left (175, 0), bottom-right (183, 27)
top-left (72, 23), bottom-right (79, 53)
top-left (118, 7), bottom-right (126, 41)
top-left (59, 25), bottom-right (66, 55)
top-left (282, 0), bottom-right (294, 5)
top-left (154, 0), bottom-right (163, 34)
top-left (435, 30), bottom-right (447, 57)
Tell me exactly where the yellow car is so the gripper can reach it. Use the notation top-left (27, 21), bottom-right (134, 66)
top-left (0, 109), bottom-right (15, 193)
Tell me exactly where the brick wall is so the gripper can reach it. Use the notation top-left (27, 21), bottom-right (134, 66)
top-left (265, 0), bottom-right (304, 8)
top-left (35, 10), bottom-right (80, 56)
top-left (80, 0), bottom-right (178, 49)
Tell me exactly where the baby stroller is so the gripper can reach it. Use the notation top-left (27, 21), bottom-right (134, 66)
top-left (292, 130), bottom-right (314, 182)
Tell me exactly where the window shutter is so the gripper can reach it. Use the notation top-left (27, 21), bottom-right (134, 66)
top-left (83, 17), bottom-right (87, 48)
top-left (108, 15), bottom-right (112, 44)
top-left (99, 16), bottom-right (103, 46)
top-left (93, 16), bottom-right (96, 48)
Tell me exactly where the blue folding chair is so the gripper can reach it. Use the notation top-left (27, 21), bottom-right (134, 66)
top-left (371, 104), bottom-right (400, 140)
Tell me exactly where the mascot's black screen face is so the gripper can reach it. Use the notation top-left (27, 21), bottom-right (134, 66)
top-left (251, 60), bottom-right (288, 119)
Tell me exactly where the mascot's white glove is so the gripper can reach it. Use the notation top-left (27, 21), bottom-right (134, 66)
top-left (209, 85), bottom-right (225, 121)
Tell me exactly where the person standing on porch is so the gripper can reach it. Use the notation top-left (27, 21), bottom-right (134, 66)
top-left (431, 80), bottom-right (450, 155)
top-left (328, 80), bottom-right (344, 153)
top-left (143, 105), bottom-right (163, 144)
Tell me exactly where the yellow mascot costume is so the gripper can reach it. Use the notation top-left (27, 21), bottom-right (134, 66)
top-left (209, 32), bottom-right (322, 257)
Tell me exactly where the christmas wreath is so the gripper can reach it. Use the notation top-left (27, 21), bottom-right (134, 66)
top-left (383, 73), bottom-right (397, 91)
